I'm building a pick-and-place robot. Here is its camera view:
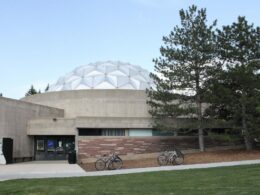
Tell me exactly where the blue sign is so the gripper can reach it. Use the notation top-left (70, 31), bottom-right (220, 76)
top-left (47, 140), bottom-right (54, 149)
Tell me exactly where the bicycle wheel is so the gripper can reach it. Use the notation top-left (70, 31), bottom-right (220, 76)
top-left (173, 149), bottom-right (184, 165)
top-left (111, 158), bottom-right (123, 170)
top-left (95, 159), bottom-right (106, 171)
top-left (157, 154), bottom-right (168, 166)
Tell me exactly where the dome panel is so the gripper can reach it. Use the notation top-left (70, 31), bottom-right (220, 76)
top-left (81, 77), bottom-right (93, 88)
top-left (95, 81), bottom-right (116, 89)
top-left (66, 75), bottom-right (81, 83)
top-left (93, 75), bottom-right (106, 87)
top-left (109, 70), bottom-right (127, 77)
top-left (85, 70), bottom-right (103, 77)
top-left (70, 79), bottom-right (82, 89)
top-left (75, 84), bottom-right (91, 90)
top-left (48, 61), bottom-right (154, 91)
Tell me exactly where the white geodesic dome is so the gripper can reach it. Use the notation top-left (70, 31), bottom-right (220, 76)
top-left (48, 61), bottom-right (154, 91)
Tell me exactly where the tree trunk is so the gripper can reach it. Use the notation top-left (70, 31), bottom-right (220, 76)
top-left (196, 75), bottom-right (205, 152)
top-left (241, 101), bottom-right (253, 150)
top-left (197, 100), bottom-right (205, 152)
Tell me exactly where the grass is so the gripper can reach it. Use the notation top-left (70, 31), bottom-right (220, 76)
top-left (0, 164), bottom-right (260, 195)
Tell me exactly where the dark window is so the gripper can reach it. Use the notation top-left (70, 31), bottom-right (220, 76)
top-left (78, 128), bottom-right (125, 136)
top-left (152, 130), bottom-right (176, 136)
top-left (78, 129), bottom-right (102, 136)
top-left (102, 129), bottom-right (125, 136)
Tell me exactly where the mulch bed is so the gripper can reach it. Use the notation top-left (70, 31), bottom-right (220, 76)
top-left (80, 149), bottom-right (260, 172)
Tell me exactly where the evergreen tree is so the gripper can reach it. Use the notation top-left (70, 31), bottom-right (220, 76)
top-left (45, 84), bottom-right (49, 92)
top-left (25, 85), bottom-right (38, 96)
top-left (205, 17), bottom-right (260, 150)
top-left (147, 5), bottom-right (217, 151)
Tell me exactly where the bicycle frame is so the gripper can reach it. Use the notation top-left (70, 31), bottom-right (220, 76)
top-left (157, 148), bottom-right (184, 166)
top-left (102, 153), bottom-right (122, 168)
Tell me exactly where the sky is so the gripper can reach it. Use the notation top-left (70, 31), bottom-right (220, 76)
top-left (1, 0), bottom-right (260, 99)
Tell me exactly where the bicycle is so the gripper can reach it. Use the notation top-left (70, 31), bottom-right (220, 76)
top-left (95, 152), bottom-right (123, 171)
top-left (157, 147), bottom-right (184, 166)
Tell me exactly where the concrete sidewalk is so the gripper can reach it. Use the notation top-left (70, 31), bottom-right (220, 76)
top-left (0, 159), bottom-right (260, 181)
top-left (0, 161), bottom-right (86, 181)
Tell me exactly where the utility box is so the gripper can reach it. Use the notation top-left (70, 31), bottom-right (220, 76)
top-left (2, 138), bottom-right (13, 164)
top-left (68, 150), bottom-right (76, 164)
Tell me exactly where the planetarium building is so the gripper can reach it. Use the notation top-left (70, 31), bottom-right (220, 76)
top-left (1, 61), bottom-right (229, 163)
top-left (1, 61), bottom-right (161, 162)
top-left (24, 61), bottom-right (157, 161)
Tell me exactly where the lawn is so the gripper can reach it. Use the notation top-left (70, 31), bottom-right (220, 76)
top-left (0, 164), bottom-right (260, 195)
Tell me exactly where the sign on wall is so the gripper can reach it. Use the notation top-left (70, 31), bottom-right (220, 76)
top-left (36, 140), bottom-right (44, 151)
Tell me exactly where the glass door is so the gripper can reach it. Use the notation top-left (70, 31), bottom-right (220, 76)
top-left (35, 136), bottom-right (75, 160)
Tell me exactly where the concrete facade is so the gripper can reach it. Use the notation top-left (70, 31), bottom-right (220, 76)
top-left (27, 118), bottom-right (75, 135)
top-left (1, 89), bottom-right (234, 162)
top-left (0, 97), bottom-right (64, 159)
top-left (27, 117), bottom-right (152, 136)
top-left (0, 61), bottom-right (237, 163)
top-left (1, 89), bottom-right (155, 161)
top-left (22, 89), bottom-right (150, 118)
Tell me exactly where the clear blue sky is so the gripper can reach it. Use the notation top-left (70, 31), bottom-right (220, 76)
top-left (1, 0), bottom-right (260, 99)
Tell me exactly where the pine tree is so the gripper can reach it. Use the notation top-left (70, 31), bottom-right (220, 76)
top-left (147, 5), bottom-right (217, 151)
top-left (45, 84), bottom-right (49, 92)
top-left (205, 17), bottom-right (260, 150)
top-left (25, 85), bottom-right (38, 96)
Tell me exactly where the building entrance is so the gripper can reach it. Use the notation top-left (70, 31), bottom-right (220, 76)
top-left (34, 136), bottom-right (75, 160)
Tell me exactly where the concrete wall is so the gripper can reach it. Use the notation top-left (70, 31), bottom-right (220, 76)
top-left (27, 118), bottom-right (75, 135)
top-left (0, 97), bottom-right (64, 159)
top-left (76, 117), bottom-right (152, 129)
top-left (21, 89), bottom-right (150, 118)
top-left (28, 117), bottom-right (152, 135)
